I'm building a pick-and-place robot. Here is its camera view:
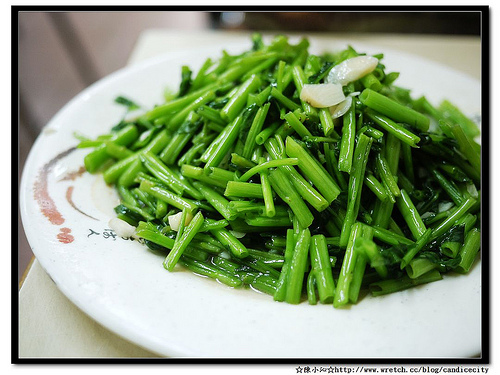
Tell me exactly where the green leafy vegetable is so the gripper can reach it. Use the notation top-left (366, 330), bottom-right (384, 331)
top-left (114, 95), bottom-right (140, 111)
top-left (81, 34), bottom-right (481, 308)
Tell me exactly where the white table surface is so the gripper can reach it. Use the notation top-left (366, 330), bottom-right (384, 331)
top-left (18, 30), bottom-right (481, 359)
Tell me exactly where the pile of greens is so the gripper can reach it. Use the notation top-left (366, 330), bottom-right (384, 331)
top-left (79, 34), bottom-right (481, 308)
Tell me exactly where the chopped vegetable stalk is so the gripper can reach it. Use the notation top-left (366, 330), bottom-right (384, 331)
top-left (81, 34), bottom-right (481, 308)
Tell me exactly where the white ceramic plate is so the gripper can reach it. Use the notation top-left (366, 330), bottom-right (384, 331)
top-left (20, 38), bottom-right (482, 358)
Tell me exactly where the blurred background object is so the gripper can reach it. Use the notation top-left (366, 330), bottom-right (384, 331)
top-left (17, 10), bottom-right (483, 282)
top-left (211, 11), bottom-right (481, 35)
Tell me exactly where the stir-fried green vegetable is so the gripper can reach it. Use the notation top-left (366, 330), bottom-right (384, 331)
top-left (79, 34), bottom-right (481, 308)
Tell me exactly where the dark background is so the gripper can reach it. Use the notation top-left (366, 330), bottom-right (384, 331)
top-left (211, 11), bottom-right (481, 35)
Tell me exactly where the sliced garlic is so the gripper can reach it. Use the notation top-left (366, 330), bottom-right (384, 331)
top-left (421, 211), bottom-right (433, 220)
top-left (329, 92), bottom-right (360, 119)
top-left (138, 128), bottom-right (153, 142)
top-left (438, 202), bottom-right (454, 213)
top-left (329, 96), bottom-right (353, 119)
top-left (326, 56), bottom-right (379, 86)
top-left (108, 217), bottom-right (136, 238)
top-left (168, 211), bottom-right (194, 232)
top-left (300, 83), bottom-right (345, 108)
top-left (466, 182), bottom-right (478, 198)
top-left (229, 230), bottom-right (246, 239)
top-left (219, 251), bottom-right (231, 259)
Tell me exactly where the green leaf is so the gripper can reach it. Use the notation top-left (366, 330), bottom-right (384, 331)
top-left (179, 65), bottom-right (193, 97)
top-left (115, 96), bottom-right (140, 111)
